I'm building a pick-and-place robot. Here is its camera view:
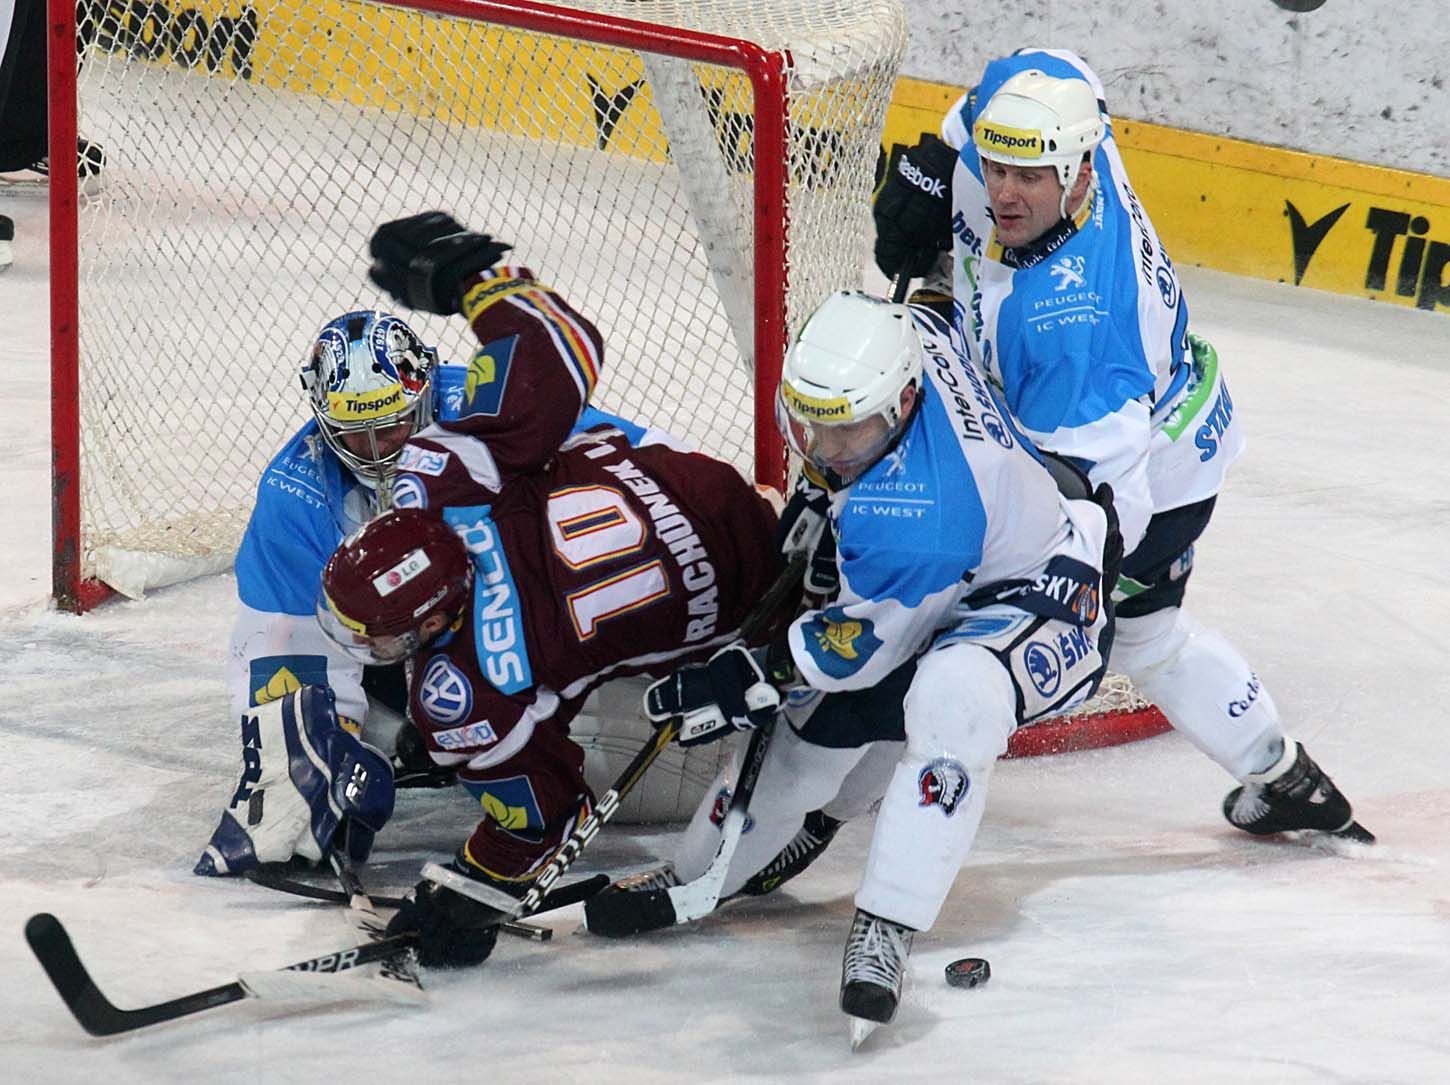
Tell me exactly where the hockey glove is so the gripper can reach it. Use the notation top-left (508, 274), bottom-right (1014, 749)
top-left (873, 133), bottom-right (958, 279)
top-left (774, 470), bottom-right (839, 598)
top-left (368, 211), bottom-right (512, 315)
top-left (1092, 482), bottom-right (1124, 599)
top-left (384, 872), bottom-right (504, 968)
top-left (644, 643), bottom-right (782, 747)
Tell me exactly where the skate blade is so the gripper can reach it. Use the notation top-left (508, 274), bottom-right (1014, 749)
top-left (1335, 821), bottom-right (1376, 845)
top-left (848, 1016), bottom-right (879, 1051)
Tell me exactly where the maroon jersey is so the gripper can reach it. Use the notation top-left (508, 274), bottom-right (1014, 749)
top-left (389, 265), bottom-right (781, 880)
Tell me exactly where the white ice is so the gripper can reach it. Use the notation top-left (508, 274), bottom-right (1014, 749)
top-left (3, 188), bottom-right (1450, 1083)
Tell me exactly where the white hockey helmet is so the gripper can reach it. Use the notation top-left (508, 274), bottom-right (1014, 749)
top-left (299, 310), bottom-right (438, 486)
top-left (777, 291), bottom-right (922, 487)
top-left (973, 70), bottom-right (1105, 205)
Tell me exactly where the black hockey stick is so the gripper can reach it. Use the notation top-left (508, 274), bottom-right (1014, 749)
top-left (428, 551), bottom-right (808, 920)
top-left (25, 874), bottom-right (607, 1037)
top-left (24, 912), bottom-right (416, 1038)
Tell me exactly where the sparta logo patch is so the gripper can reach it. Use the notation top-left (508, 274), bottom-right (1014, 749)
top-left (918, 757), bottom-right (969, 815)
top-left (707, 787), bottom-right (754, 833)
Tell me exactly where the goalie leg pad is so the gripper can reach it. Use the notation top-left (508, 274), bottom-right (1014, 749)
top-left (194, 686), bottom-right (395, 876)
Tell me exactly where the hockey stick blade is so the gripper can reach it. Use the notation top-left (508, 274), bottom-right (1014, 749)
top-left (245, 867), bottom-right (552, 941)
top-left (25, 912), bottom-right (415, 1037)
top-left (423, 867), bottom-right (611, 920)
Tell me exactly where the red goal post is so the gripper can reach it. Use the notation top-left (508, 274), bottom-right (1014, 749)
top-left (47, 0), bottom-right (908, 610)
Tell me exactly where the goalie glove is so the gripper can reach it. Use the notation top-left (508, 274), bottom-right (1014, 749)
top-left (368, 211), bottom-right (512, 315)
top-left (774, 470), bottom-right (839, 598)
top-left (644, 643), bottom-right (783, 747)
top-left (873, 133), bottom-right (958, 279)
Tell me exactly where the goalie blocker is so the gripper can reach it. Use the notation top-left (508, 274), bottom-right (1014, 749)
top-left (194, 686), bottom-right (395, 876)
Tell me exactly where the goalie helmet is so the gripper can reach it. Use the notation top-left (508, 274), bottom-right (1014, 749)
top-left (299, 310), bottom-right (438, 486)
top-left (972, 70), bottom-right (1105, 211)
top-left (777, 291), bottom-right (922, 488)
top-left (316, 509), bottom-right (473, 666)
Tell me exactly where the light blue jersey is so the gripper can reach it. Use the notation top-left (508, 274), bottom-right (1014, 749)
top-left (941, 49), bottom-right (1243, 552)
top-left (227, 358), bottom-right (651, 728)
top-left (788, 308), bottom-right (1108, 693)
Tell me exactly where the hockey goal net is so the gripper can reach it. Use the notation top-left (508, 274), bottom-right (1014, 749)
top-left (48, 0), bottom-right (908, 609)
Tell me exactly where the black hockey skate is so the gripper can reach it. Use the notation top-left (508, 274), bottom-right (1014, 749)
top-left (737, 810), bottom-right (842, 897)
top-left (840, 908), bottom-right (914, 1049)
top-left (1222, 739), bottom-right (1374, 844)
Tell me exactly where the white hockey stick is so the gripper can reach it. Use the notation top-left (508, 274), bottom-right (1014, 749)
top-left (664, 718), bottom-right (775, 922)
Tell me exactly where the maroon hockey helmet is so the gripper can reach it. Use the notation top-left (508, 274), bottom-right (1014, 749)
top-left (317, 508), bottom-right (474, 665)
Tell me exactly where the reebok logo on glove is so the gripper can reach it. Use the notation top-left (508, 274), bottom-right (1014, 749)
top-left (897, 156), bottom-right (947, 200)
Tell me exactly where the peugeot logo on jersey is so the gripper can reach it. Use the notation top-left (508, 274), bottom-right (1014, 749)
top-left (1049, 255), bottom-right (1086, 291)
top-left (418, 656), bottom-right (474, 726)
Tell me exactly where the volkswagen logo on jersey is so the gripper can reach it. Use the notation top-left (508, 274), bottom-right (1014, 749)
top-left (1024, 641), bottom-right (1062, 696)
top-left (418, 656), bottom-right (474, 726)
top-left (918, 757), bottom-right (969, 815)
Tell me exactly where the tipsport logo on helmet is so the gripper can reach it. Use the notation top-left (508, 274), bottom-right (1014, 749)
top-left (974, 120), bottom-right (1045, 159)
top-left (327, 382), bottom-right (406, 420)
top-left (782, 382), bottom-right (853, 423)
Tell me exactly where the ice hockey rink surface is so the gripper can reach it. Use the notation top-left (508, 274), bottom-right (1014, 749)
top-left (3, 190), bottom-right (1449, 1083)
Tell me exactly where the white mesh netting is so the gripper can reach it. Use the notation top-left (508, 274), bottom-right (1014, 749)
top-left (63, 0), bottom-right (907, 597)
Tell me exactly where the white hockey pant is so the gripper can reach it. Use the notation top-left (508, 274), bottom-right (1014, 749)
top-left (854, 642), bottom-right (1016, 933)
top-left (1112, 608), bottom-right (1285, 780)
top-left (670, 723), bottom-right (868, 896)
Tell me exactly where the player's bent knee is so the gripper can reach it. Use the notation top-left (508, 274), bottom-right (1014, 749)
top-left (903, 644), bottom-right (1016, 769)
top-left (1109, 607), bottom-right (1190, 681)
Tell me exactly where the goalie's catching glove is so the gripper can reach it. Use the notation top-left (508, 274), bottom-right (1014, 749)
top-left (368, 211), bottom-right (512, 315)
top-left (873, 133), bottom-right (957, 279)
top-left (645, 643), bottom-right (783, 747)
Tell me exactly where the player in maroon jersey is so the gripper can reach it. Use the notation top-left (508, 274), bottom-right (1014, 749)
top-left (312, 212), bottom-right (783, 968)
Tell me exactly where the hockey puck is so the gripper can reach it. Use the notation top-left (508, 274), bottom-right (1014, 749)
top-left (944, 956), bottom-right (991, 989)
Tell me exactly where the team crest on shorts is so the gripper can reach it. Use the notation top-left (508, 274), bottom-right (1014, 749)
top-left (918, 758), bottom-right (969, 815)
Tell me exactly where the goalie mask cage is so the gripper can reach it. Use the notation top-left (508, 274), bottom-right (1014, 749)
top-left (48, 0), bottom-right (908, 611)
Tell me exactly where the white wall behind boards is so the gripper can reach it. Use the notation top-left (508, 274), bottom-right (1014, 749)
top-left (901, 0), bottom-right (1447, 177)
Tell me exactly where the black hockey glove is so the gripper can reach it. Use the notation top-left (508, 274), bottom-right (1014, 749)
top-left (644, 643), bottom-right (782, 747)
top-left (873, 133), bottom-right (958, 279)
top-left (774, 471), bottom-right (839, 598)
top-left (384, 871), bottom-right (505, 968)
top-left (368, 211), bottom-right (512, 316)
top-left (1092, 482), bottom-right (1124, 599)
